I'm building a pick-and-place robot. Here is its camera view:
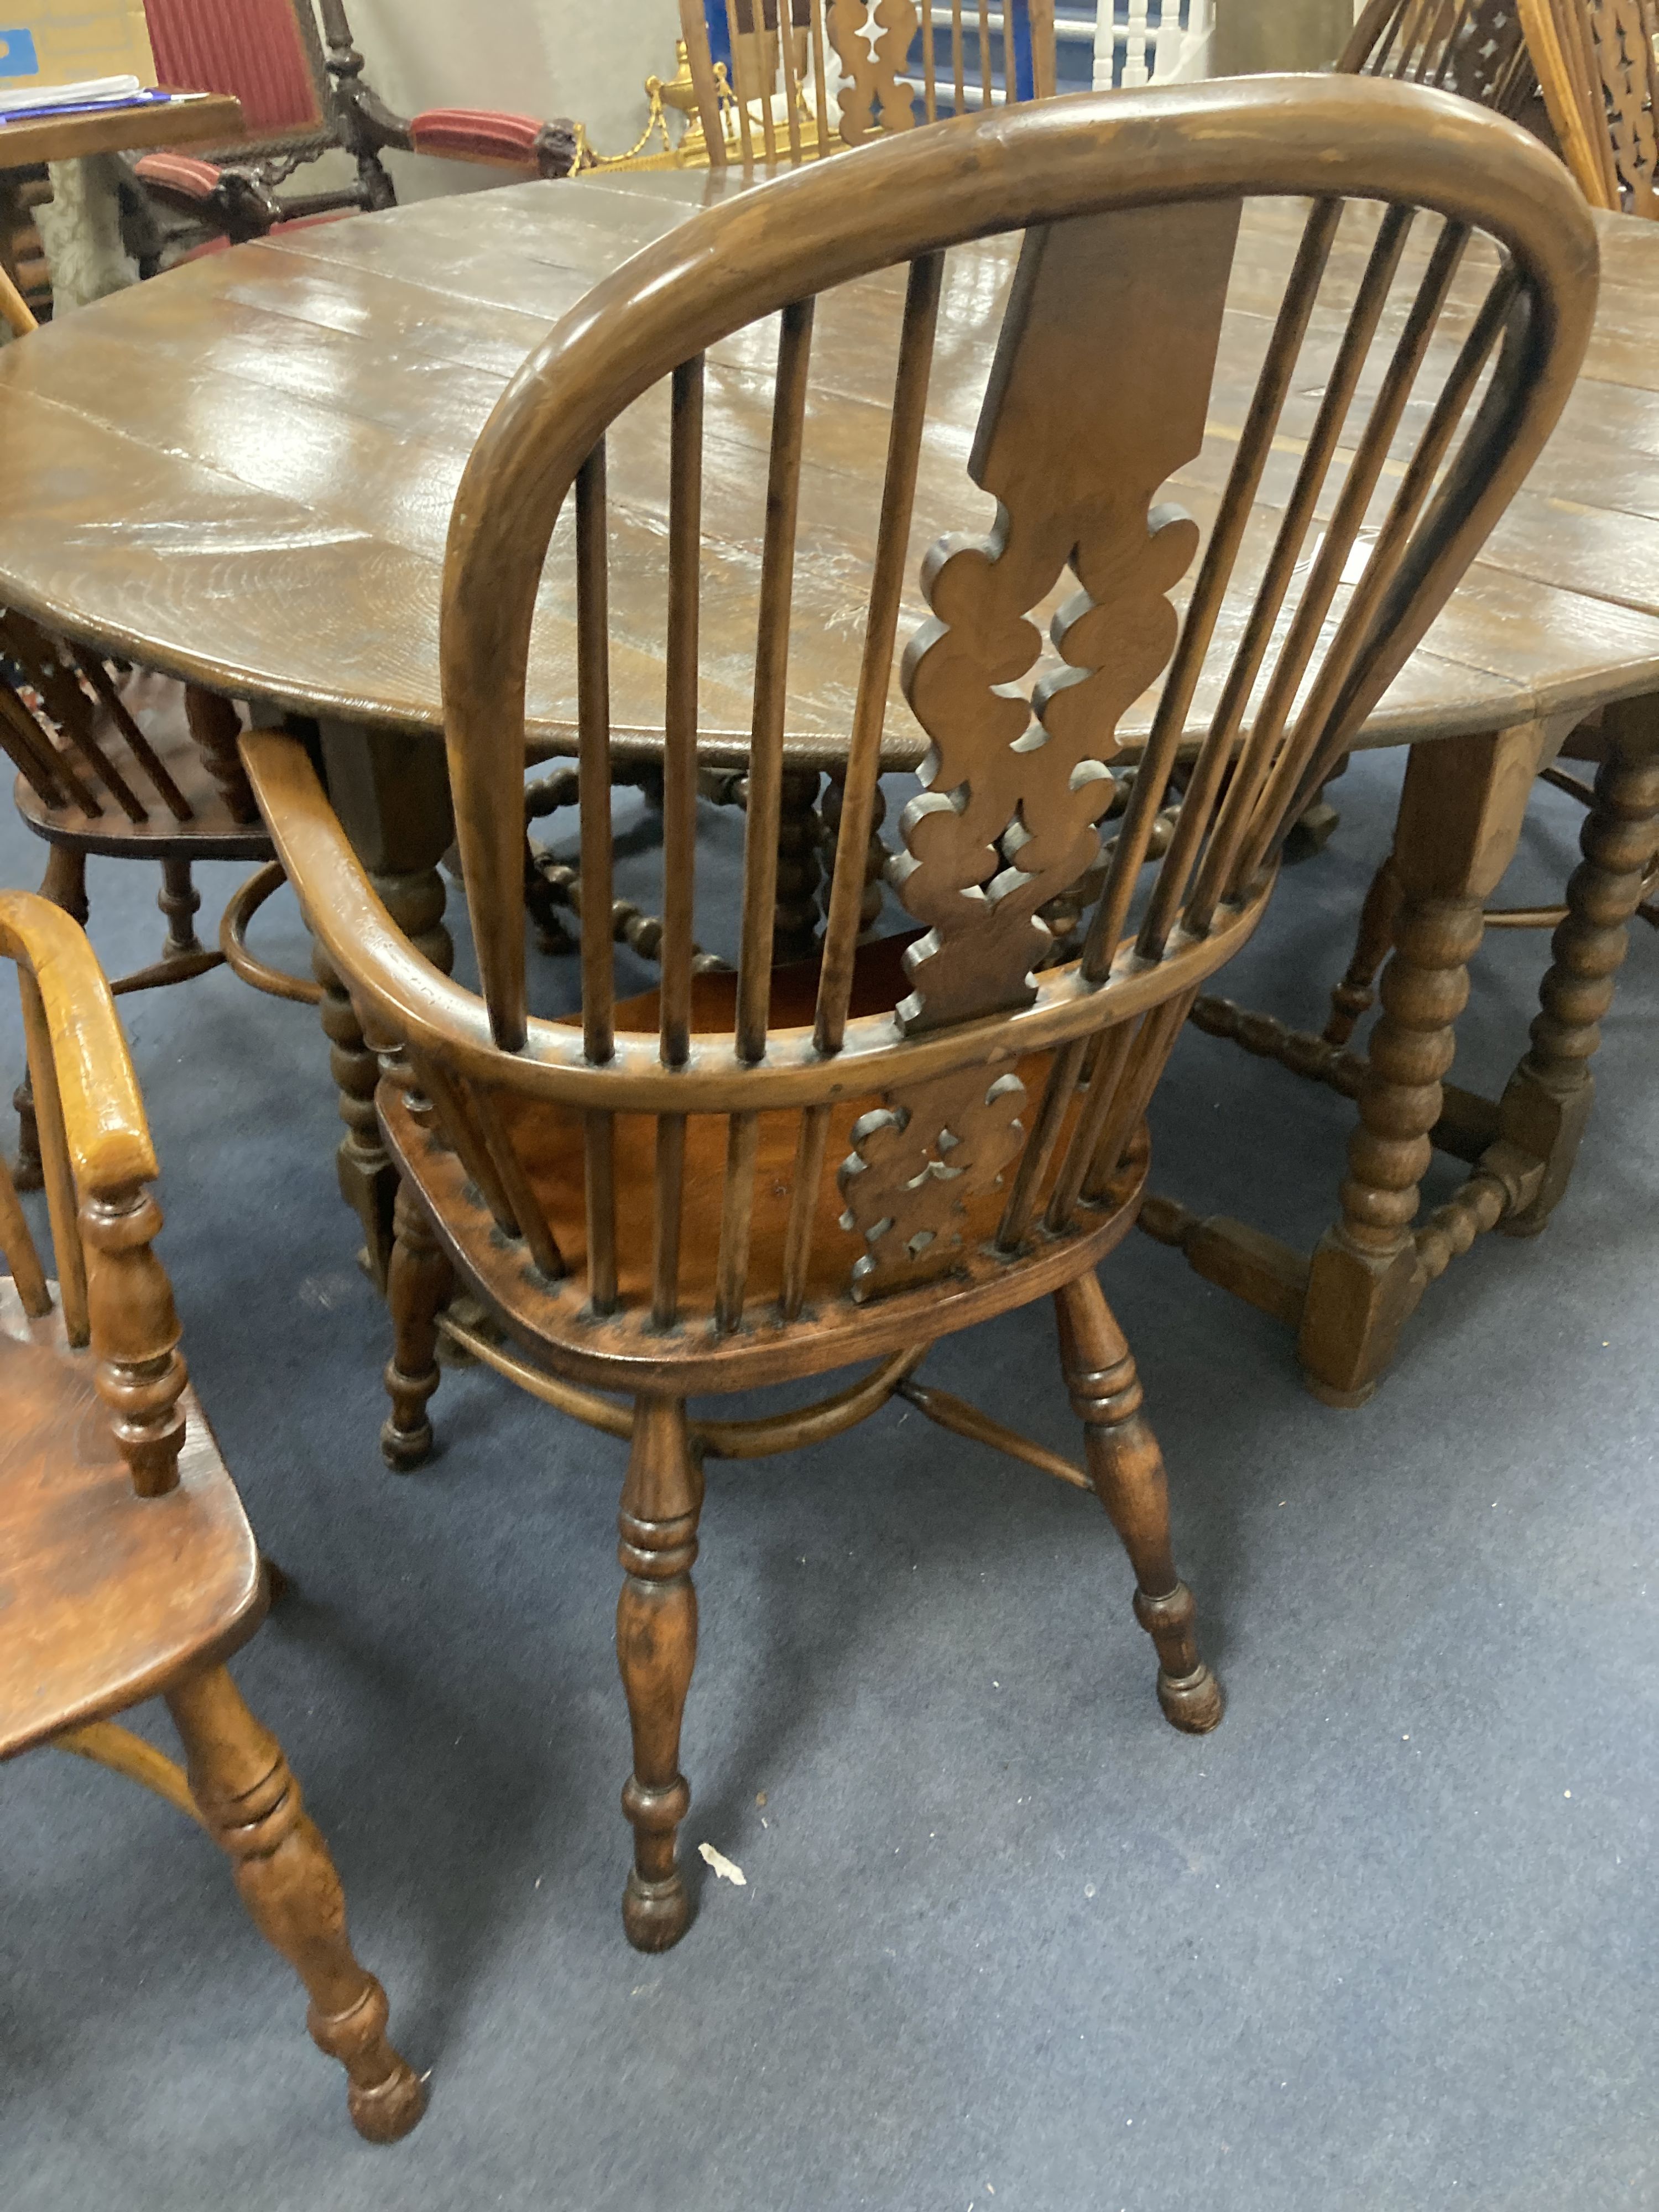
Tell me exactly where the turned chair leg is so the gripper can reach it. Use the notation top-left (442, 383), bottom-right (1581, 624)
top-left (617, 1397), bottom-right (703, 1952)
top-left (165, 1663), bottom-right (426, 2144)
top-left (380, 1181), bottom-right (454, 1471)
top-left (14, 844), bottom-right (88, 1190)
top-left (1055, 1270), bottom-right (1222, 1736)
top-left (158, 855), bottom-right (202, 964)
top-left (1323, 848), bottom-right (1403, 1048)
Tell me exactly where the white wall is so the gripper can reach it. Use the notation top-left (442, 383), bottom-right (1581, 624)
top-left (336, 0), bottom-right (672, 200)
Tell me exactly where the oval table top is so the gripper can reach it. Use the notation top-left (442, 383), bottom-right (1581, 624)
top-left (4, 165), bottom-right (1659, 769)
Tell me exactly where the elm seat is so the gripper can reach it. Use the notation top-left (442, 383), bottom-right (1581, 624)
top-left (0, 1287), bottom-right (260, 1760)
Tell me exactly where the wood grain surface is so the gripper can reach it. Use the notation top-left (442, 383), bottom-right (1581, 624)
top-left (0, 135), bottom-right (1654, 766)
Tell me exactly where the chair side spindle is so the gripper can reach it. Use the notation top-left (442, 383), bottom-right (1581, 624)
top-left (19, 965), bottom-right (88, 1343)
top-left (735, 296), bottom-right (815, 1065)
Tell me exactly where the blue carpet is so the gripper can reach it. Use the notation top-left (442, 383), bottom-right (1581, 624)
top-left (1, 746), bottom-right (1653, 2209)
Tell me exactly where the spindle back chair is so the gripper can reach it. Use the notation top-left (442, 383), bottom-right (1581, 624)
top-left (245, 79), bottom-right (1596, 1950)
top-left (0, 616), bottom-right (314, 1186)
top-left (677, 0), bottom-right (1058, 165)
top-left (0, 889), bottom-right (423, 2142)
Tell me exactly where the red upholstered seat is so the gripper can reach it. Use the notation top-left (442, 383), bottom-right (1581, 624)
top-left (408, 107), bottom-right (547, 164)
top-left (144, 0), bottom-right (324, 136)
top-left (178, 212), bottom-right (348, 259)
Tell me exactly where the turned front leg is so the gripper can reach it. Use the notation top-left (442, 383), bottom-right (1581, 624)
top-left (1496, 692), bottom-right (1659, 1237)
top-left (1299, 723), bottom-right (1547, 1406)
top-left (381, 1180), bottom-right (453, 1470)
top-left (617, 1398), bottom-right (703, 1952)
top-left (166, 1665), bottom-right (425, 2143)
top-left (1055, 1270), bottom-right (1221, 1735)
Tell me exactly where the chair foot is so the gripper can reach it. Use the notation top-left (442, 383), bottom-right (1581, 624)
top-left (1134, 1585), bottom-right (1224, 1733)
top-left (622, 1866), bottom-right (692, 1953)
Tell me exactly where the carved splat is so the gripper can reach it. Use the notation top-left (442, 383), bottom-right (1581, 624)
top-left (828, 0), bottom-right (920, 142)
top-left (838, 1067), bottom-right (1026, 1300)
top-left (890, 202), bottom-right (1240, 1035)
top-left (1437, 0), bottom-right (1527, 103)
top-left (1593, 0), bottom-right (1659, 208)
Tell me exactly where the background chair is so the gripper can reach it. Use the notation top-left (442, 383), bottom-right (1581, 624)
top-left (677, 0), bottom-right (1062, 164)
top-left (0, 616), bottom-right (316, 1187)
top-left (1519, 0), bottom-right (1659, 212)
top-left (134, 0), bottom-right (577, 251)
top-left (0, 889), bottom-right (424, 2143)
top-left (244, 77), bottom-right (1593, 1949)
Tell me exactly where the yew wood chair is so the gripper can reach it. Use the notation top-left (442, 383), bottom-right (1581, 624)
top-left (677, 0), bottom-right (1058, 165)
top-left (244, 78), bottom-right (1595, 1949)
top-left (0, 613), bottom-right (315, 1187)
top-left (0, 889), bottom-right (424, 2142)
top-left (1343, 0), bottom-right (1540, 115)
top-left (133, 0), bottom-right (577, 252)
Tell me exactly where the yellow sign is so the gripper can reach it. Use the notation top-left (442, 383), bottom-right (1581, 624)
top-left (0, 6), bottom-right (156, 87)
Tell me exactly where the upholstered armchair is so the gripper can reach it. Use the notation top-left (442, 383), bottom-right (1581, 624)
top-left (133, 0), bottom-right (577, 249)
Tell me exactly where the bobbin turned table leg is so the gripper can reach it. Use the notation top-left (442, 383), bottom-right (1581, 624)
top-left (1493, 691), bottom-right (1659, 1238)
top-left (1298, 723), bottom-right (1548, 1407)
top-left (313, 721), bottom-right (455, 1291)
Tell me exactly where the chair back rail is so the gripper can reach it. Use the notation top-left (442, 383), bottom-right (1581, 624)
top-left (679, 0), bottom-right (1059, 165)
top-left (248, 79), bottom-right (1596, 1354)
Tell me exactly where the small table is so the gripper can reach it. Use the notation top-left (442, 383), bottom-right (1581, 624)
top-left (0, 91), bottom-right (242, 314)
top-left (0, 166), bottom-right (1654, 1396)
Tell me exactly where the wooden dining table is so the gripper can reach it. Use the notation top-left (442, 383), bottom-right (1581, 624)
top-left (2, 158), bottom-right (1658, 1399)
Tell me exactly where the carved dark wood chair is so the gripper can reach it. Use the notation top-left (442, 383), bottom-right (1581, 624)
top-left (0, 613), bottom-right (316, 1186)
top-left (244, 79), bottom-right (1593, 1949)
top-left (133, 0), bottom-right (576, 251)
top-left (0, 889), bottom-right (424, 2142)
top-left (677, 0), bottom-right (1058, 164)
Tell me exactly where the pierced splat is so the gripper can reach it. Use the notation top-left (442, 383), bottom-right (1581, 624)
top-left (838, 1067), bottom-right (1026, 1300)
top-left (893, 201), bottom-right (1239, 1035)
top-left (828, 0), bottom-right (919, 140)
top-left (1593, 0), bottom-right (1659, 210)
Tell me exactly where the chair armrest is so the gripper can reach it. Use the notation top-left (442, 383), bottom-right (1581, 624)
top-left (408, 106), bottom-right (578, 179)
top-left (0, 890), bottom-right (153, 1197)
top-left (133, 153), bottom-right (285, 243)
top-left (132, 150), bottom-right (224, 199)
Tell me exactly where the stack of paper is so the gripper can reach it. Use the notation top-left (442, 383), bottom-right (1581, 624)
top-left (0, 72), bottom-right (144, 114)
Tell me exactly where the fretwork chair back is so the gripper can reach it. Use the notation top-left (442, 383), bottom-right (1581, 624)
top-left (677, 0), bottom-right (1058, 165)
top-left (0, 613), bottom-right (316, 1187)
top-left (244, 78), bottom-right (1596, 1952)
top-left (1517, 0), bottom-right (1659, 213)
top-left (1342, 0), bottom-right (1540, 114)
top-left (0, 890), bottom-right (424, 2142)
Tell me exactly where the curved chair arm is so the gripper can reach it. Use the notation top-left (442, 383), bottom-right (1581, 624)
top-left (0, 889), bottom-right (154, 1199)
top-left (132, 152), bottom-right (287, 245)
top-left (406, 107), bottom-right (579, 179)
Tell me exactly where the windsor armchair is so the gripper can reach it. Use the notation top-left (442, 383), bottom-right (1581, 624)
top-left (133, 0), bottom-right (576, 250)
top-left (0, 889), bottom-right (424, 2142)
top-left (245, 79), bottom-right (1594, 1947)
top-left (677, 0), bottom-right (1058, 165)
top-left (0, 614), bottom-right (314, 1188)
